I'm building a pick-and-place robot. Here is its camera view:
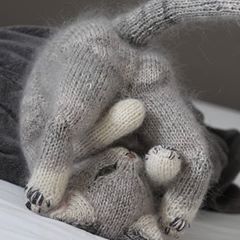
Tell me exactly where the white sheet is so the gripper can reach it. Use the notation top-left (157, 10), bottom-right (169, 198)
top-left (0, 101), bottom-right (240, 240)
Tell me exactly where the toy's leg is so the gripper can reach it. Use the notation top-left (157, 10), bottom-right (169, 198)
top-left (48, 192), bottom-right (97, 232)
top-left (119, 215), bottom-right (163, 240)
top-left (131, 53), bottom-right (212, 236)
top-left (20, 71), bottom-right (47, 172)
top-left (24, 43), bottom-right (121, 213)
top-left (74, 98), bottom-right (146, 159)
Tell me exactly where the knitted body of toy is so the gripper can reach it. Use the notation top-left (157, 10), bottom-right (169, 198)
top-left (20, 0), bottom-right (240, 237)
top-left (48, 146), bottom-right (182, 240)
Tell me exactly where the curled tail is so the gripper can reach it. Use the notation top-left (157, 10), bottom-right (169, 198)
top-left (114, 0), bottom-right (240, 46)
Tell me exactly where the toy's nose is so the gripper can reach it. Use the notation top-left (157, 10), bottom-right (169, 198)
top-left (125, 151), bottom-right (136, 159)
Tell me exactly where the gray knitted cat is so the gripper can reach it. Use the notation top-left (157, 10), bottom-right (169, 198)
top-left (47, 144), bottom-right (182, 240)
top-left (20, 0), bottom-right (240, 238)
top-left (47, 145), bottom-right (182, 240)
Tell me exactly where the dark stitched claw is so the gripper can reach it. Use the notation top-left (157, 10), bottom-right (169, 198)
top-left (30, 191), bottom-right (41, 204)
top-left (164, 227), bottom-right (170, 235)
top-left (26, 188), bottom-right (46, 207)
top-left (176, 220), bottom-right (187, 232)
top-left (25, 201), bottom-right (31, 210)
top-left (37, 194), bottom-right (44, 206)
top-left (169, 217), bottom-right (188, 232)
top-left (26, 187), bottom-right (34, 199)
top-left (169, 217), bottom-right (181, 227)
top-left (46, 200), bottom-right (51, 208)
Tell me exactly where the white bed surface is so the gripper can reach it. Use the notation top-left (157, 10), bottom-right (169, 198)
top-left (0, 101), bottom-right (240, 240)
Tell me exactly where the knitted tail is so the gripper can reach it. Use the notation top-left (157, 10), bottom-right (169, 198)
top-left (114, 0), bottom-right (240, 46)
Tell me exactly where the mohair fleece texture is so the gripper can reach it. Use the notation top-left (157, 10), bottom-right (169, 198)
top-left (18, 0), bottom-right (240, 238)
top-left (0, 0), bottom-right (239, 238)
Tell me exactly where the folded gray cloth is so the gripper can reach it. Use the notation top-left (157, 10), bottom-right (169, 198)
top-left (0, 25), bottom-right (239, 214)
top-left (204, 127), bottom-right (240, 213)
top-left (0, 26), bottom-right (53, 186)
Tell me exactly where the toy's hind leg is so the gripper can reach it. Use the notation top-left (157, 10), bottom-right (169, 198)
top-left (130, 53), bottom-right (212, 236)
top-left (24, 50), bottom-right (120, 213)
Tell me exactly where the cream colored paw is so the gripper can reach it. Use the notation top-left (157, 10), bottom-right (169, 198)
top-left (159, 194), bottom-right (196, 238)
top-left (145, 145), bottom-right (182, 186)
top-left (91, 98), bottom-right (146, 145)
top-left (74, 99), bottom-right (146, 158)
top-left (25, 168), bottom-right (70, 214)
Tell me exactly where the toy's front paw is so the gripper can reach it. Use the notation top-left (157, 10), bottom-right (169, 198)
top-left (159, 197), bottom-right (193, 238)
top-left (24, 169), bottom-right (69, 214)
top-left (145, 145), bottom-right (182, 185)
top-left (25, 185), bottom-right (60, 213)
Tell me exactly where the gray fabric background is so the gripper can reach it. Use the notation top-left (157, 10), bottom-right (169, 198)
top-left (1, 0), bottom-right (239, 110)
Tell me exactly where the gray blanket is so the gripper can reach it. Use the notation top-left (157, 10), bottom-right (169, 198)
top-left (0, 26), bottom-right (53, 186)
top-left (0, 26), bottom-right (239, 213)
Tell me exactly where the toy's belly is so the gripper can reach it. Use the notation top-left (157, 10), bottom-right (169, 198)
top-left (86, 175), bottom-right (152, 239)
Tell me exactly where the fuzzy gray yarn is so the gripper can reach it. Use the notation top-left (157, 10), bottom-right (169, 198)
top-left (13, 0), bottom-right (240, 238)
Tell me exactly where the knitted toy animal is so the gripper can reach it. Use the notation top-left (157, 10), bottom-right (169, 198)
top-left (20, 0), bottom-right (240, 238)
top-left (25, 98), bottom-right (182, 240)
top-left (47, 145), bottom-right (182, 240)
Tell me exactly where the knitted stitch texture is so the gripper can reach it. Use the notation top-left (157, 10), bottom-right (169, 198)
top-left (20, 0), bottom-right (240, 237)
top-left (48, 146), bottom-right (182, 240)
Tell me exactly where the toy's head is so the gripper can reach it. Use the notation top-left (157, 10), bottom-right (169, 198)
top-left (70, 147), bottom-right (154, 239)
top-left (67, 145), bottom-right (182, 239)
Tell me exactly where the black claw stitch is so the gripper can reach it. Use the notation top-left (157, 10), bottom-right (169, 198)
top-left (26, 187), bottom-right (33, 199)
top-left (38, 194), bottom-right (44, 206)
top-left (25, 201), bottom-right (32, 210)
top-left (177, 220), bottom-right (186, 232)
top-left (32, 192), bottom-right (41, 204)
top-left (46, 200), bottom-right (51, 208)
top-left (30, 190), bottom-right (40, 203)
top-left (164, 227), bottom-right (170, 235)
top-left (170, 217), bottom-right (180, 227)
top-left (26, 189), bottom-right (45, 207)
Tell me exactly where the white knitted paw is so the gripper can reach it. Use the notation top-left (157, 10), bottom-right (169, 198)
top-left (145, 145), bottom-right (182, 186)
top-left (25, 171), bottom-right (68, 213)
top-left (159, 195), bottom-right (194, 238)
top-left (49, 192), bottom-right (97, 232)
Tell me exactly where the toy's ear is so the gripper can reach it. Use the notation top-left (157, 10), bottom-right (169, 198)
top-left (204, 127), bottom-right (240, 213)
